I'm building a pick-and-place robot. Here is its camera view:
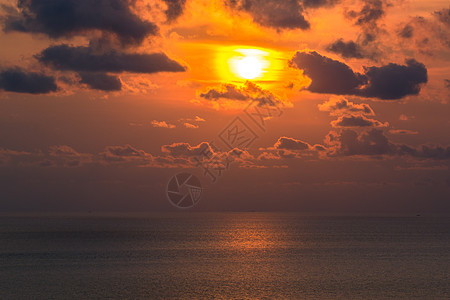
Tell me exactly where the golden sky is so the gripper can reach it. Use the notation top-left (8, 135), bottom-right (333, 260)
top-left (0, 0), bottom-right (449, 212)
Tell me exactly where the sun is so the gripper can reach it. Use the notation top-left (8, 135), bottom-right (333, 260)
top-left (236, 56), bottom-right (263, 79)
top-left (228, 49), bottom-right (269, 80)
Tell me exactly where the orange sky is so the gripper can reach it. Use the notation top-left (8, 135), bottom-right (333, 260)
top-left (0, 0), bottom-right (449, 212)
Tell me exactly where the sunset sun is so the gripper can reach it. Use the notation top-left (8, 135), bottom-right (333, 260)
top-left (236, 56), bottom-right (263, 79)
top-left (226, 48), bottom-right (270, 80)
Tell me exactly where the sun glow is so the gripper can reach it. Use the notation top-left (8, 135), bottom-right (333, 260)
top-left (229, 49), bottom-right (269, 80)
top-left (236, 56), bottom-right (263, 79)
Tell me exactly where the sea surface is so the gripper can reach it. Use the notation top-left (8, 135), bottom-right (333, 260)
top-left (0, 213), bottom-right (449, 299)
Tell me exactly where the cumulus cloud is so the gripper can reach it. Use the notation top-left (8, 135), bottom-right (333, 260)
top-left (161, 142), bottom-right (214, 157)
top-left (318, 96), bottom-right (374, 115)
top-left (100, 144), bottom-right (152, 163)
top-left (151, 120), bottom-right (176, 128)
top-left (326, 128), bottom-right (394, 156)
top-left (290, 51), bottom-right (366, 95)
top-left (225, 0), bottom-right (339, 30)
top-left (194, 116), bottom-right (206, 122)
top-left (325, 128), bottom-right (450, 159)
top-left (331, 115), bottom-right (388, 127)
top-left (327, 39), bottom-right (365, 59)
top-left (226, 0), bottom-right (310, 30)
top-left (361, 59), bottom-right (428, 99)
top-left (183, 122), bottom-right (199, 129)
top-left (37, 44), bottom-right (186, 74)
top-left (274, 137), bottom-right (311, 151)
top-left (3, 0), bottom-right (158, 45)
top-left (290, 51), bottom-right (428, 99)
top-left (199, 81), bottom-right (283, 106)
top-left (78, 72), bottom-right (121, 91)
top-left (0, 68), bottom-right (57, 94)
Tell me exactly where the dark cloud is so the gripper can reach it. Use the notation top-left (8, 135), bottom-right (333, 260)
top-left (399, 24), bottom-right (414, 38)
top-left (290, 51), bottom-right (366, 95)
top-left (290, 51), bottom-right (427, 99)
top-left (78, 72), bottom-right (122, 91)
top-left (434, 8), bottom-right (450, 27)
top-left (226, 0), bottom-right (310, 30)
top-left (344, 0), bottom-right (388, 56)
top-left (199, 81), bottom-right (282, 106)
top-left (347, 0), bottom-right (385, 28)
top-left (274, 137), bottom-right (311, 151)
top-left (326, 128), bottom-right (450, 159)
top-left (163, 0), bottom-right (187, 22)
top-left (331, 115), bottom-right (388, 127)
top-left (327, 39), bottom-right (365, 59)
top-left (361, 59), bottom-right (427, 99)
top-left (3, 0), bottom-right (158, 45)
top-left (200, 84), bottom-right (248, 101)
top-left (318, 97), bottom-right (374, 115)
top-left (326, 128), bottom-right (394, 156)
top-left (445, 79), bottom-right (450, 89)
top-left (302, 0), bottom-right (337, 8)
top-left (0, 68), bottom-right (57, 94)
top-left (37, 44), bottom-right (186, 74)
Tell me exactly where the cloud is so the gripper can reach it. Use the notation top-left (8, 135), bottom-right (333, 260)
top-left (331, 115), bottom-right (388, 127)
top-left (347, 0), bottom-right (385, 28)
top-left (0, 145), bottom-right (92, 167)
top-left (161, 142), bottom-right (214, 157)
top-left (100, 144), bottom-right (152, 163)
top-left (326, 128), bottom-right (450, 159)
top-left (290, 51), bottom-right (366, 95)
top-left (398, 24), bottom-right (414, 38)
top-left (434, 7), bottom-right (450, 27)
top-left (151, 120), bottom-right (176, 128)
top-left (327, 39), bottom-right (365, 59)
top-left (396, 15), bottom-right (450, 54)
top-left (3, 0), bottom-right (158, 45)
top-left (290, 51), bottom-right (428, 99)
top-left (445, 79), bottom-right (450, 89)
top-left (342, 0), bottom-right (389, 56)
top-left (48, 145), bottom-right (80, 156)
top-left (274, 137), bottom-right (311, 150)
top-left (199, 81), bottom-right (282, 105)
top-left (78, 72), bottom-right (121, 91)
top-left (0, 68), bottom-right (57, 94)
top-left (163, 0), bottom-right (187, 22)
top-left (178, 116), bottom-right (206, 123)
top-left (399, 114), bottom-right (412, 121)
top-left (37, 44), bottom-right (186, 74)
top-left (361, 59), bottom-right (428, 99)
top-left (326, 128), bottom-right (394, 156)
top-left (183, 122), bottom-right (199, 129)
top-left (389, 129), bottom-right (419, 135)
top-left (226, 0), bottom-right (310, 30)
top-left (318, 96), bottom-right (374, 115)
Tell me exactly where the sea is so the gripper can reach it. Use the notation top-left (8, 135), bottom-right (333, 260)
top-left (0, 213), bottom-right (449, 299)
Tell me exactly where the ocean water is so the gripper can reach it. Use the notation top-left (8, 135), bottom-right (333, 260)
top-left (0, 213), bottom-right (449, 299)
